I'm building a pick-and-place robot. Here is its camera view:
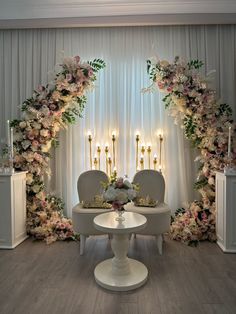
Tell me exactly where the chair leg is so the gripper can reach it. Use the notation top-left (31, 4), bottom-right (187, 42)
top-left (156, 234), bottom-right (163, 255)
top-left (80, 234), bottom-right (86, 255)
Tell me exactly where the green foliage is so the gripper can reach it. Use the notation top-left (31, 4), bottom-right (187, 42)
top-left (175, 207), bottom-right (186, 216)
top-left (217, 103), bottom-right (233, 117)
top-left (162, 94), bottom-right (172, 109)
top-left (194, 177), bottom-right (208, 190)
top-left (146, 59), bottom-right (157, 81)
top-left (187, 60), bottom-right (204, 70)
top-left (88, 59), bottom-right (106, 73)
top-left (183, 116), bottom-right (196, 139)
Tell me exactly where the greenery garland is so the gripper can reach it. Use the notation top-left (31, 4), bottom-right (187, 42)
top-left (11, 55), bottom-right (105, 244)
top-left (145, 56), bottom-right (236, 245)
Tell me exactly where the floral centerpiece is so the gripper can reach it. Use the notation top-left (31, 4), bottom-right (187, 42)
top-left (103, 175), bottom-right (138, 221)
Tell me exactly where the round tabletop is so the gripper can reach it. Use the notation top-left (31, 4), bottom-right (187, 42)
top-left (94, 211), bottom-right (147, 234)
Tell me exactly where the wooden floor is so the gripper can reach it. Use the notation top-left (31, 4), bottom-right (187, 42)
top-left (0, 235), bottom-right (236, 314)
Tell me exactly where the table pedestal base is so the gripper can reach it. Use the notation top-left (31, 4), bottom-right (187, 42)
top-left (94, 258), bottom-right (148, 291)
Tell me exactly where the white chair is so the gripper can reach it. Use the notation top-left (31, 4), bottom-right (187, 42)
top-left (125, 169), bottom-right (171, 255)
top-left (72, 170), bottom-right (111, 255)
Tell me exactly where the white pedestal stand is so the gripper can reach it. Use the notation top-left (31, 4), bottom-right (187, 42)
top-left (0, 171), bottom-right (28, 249)
top-left (94, 211), bottom-right (148, 291)
top-left (216, 171), bottom-right (236, 253)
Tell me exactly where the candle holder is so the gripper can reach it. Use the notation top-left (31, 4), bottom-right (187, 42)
top-left (96, 144), bottom-right (101, 170)
top-left (88, 132), bottom-right (93, 169)
top-left (147, 144), bottom-right (151, 169)
top-left (108, 155), bottom-right (112, 177)
top-left (105, 144), bottom-right (109, 174)
top-left (153, 154), bottom-right (158, 170)
top-left (140, 155), bottom-right (144, 170)
top-left (94, 156), bottom-right (98, 170)
top-left (135, 133), bottom-right (140, 171)
top-left (141, 144), bottom-right (145, 157)
top-left (112, 132), bottom-right (116, 169)
top-left (159, 134), bottom-right (163, 171)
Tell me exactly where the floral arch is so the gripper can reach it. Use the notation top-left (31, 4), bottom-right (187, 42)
top-left (11, 56), bottom-right (105, 244)
top-left (145, 56), bottom-right (236, 244)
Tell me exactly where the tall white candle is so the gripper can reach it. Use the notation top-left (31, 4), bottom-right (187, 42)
top-left (7, 120), bottom-right (10, 146)
top-left (228, 126), bottom-right (232, 158)
top-left (10, 127), bottom-right (13, 159)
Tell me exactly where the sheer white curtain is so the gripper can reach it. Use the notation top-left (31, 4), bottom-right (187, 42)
top-left (1, 26), bottom-right (236, 216)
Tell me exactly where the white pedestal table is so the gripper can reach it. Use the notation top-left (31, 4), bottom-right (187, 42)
top-left (93, 211), bottom-right (148, 291)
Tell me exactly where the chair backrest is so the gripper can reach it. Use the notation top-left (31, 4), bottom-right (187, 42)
top-left (77, 170), bottom-right (109, 202)
top-left (132, 169), bottom-right (165, 202)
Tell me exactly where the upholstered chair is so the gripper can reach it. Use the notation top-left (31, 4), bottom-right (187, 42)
top-left (72, 170), bottom-right (111, 255)
top-left (125, 169), bottom-right (171, 255)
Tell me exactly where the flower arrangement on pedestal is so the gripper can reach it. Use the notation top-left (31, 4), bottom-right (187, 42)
top-left (10, 55), bottom-right (105, 243)
top-left (144, 56), bottom-right (236, 245)
top-left (103, 175), bottom-right (138, 220)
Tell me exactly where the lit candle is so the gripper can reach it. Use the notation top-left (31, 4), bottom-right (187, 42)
top-left (228, 126), bottom-right (232, 158)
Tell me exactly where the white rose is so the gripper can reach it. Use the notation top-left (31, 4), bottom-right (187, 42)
top-left (40, 129), bottom-right (49, 137)
top-left (32, 184), bottom-right (41, 193)
top-left (26, 173), bottom-right (34, 185)
top-left (127, 189), bottom-right (137, 200)
top-left (103, 187), bottom-right (116, 201)
top-left (116, 190), bottom-right (128, 204)
top-left (123, 180), bottom-right (132, 189)
top-left (19, 121), bottom-right (27, 129)
top-left (32, 122), bottom-right (42, 130)
top-left (41, 141), bottom-right (52, 152)
top-left (160, 60), bottom-right (169, 68)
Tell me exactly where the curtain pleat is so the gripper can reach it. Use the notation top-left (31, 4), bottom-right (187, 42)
top-left (1, 25), bottom-right (236, 216)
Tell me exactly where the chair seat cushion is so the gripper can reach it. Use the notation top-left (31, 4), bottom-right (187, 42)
top-left (124, 202), bottom-right (171, 235)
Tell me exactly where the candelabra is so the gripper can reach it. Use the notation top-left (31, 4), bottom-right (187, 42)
top-left (112, 131), bottom-right (116, 169)
top-left (135, 132), bottom-right (140, 171)
top-left (96, 144), bottom-right (101, 170)
top-left (105, 144), bottom-right (109, 174)
top-left (88, 132), bottom-right (92, 169)
top-left (147, 144), bottom-right (151, 169)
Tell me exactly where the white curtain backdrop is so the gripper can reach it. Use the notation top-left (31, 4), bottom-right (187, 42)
top-left (1, 25), bottom-right (236, 216)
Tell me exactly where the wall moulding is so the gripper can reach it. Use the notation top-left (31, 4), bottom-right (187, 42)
top-left (0, 13), bottom-right (236, 29)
